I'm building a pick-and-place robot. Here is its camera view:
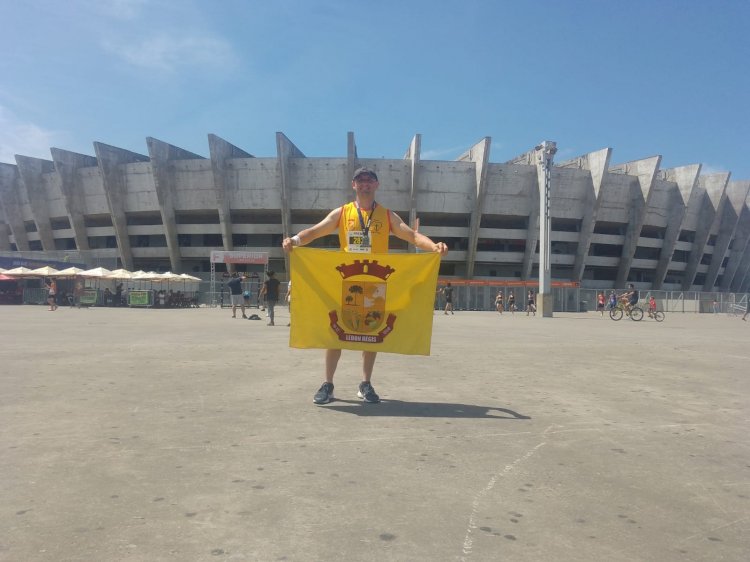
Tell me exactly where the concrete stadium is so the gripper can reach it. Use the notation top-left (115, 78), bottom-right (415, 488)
top-left (1, 133), bottom-right (749, 293)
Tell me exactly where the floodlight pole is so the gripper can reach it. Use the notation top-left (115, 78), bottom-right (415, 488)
top-left (536, 141), bottom-right (557, 317)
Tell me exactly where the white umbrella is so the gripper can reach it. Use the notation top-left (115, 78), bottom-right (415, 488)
top-left (30, 266), bottom-right (61, 277)
top-left (105, 268), bottom-right (133, 279)
top-left (160, 272), bottom-right (184, 282)
top-left (132, 271), bottom-right (160, 280)
top-left (55, 267), bottom-right (86, 277)
top-left (3, 266), bottom-right (35, 277)
top-left (80, 267), bottom-right (112, 278)
top-left (179, 273), bottom-right (202, 281)
top-left (131, 271), bottom-right (161, 290)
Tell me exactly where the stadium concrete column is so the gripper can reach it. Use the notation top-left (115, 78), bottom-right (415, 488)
top-left (536, 141), bottom-right (556, 317)
top-left (506, 148), bottom-right (540, 281)
top-left (682, 173), bottom-right (730, 290)
top-left (208, 134), bottom-right (253, 255)
top-left (404, 134), bottom-right (421, 242)
top-left (94, 142), bottom-right (149, 271)
top-left (15, 155), bottom-right (56, 251)
top-left (652, 164), bottom-right (701, 289)
top-left (612, 156), bottom-right (661, 288)
top-left (729, 194), bottom-right (750, 292)
top-left (730, 243), bottom-right (750, 292)
top-left (720, 191), bottom-right (750, 291)
top-left (733, 258), bottom-right (750, 293)
top-left (147, 138), bottom-right (204, 273)
top-left (558, 148), bottom-right (612, 283)
top-left (276, 132), bottom-right (305, 274)
top-left (50, 148), bottom-right (98, 252)
top-left (0, 163), bottom-right (30, 251)
top-left (459, 137), bottom-right (491, 279)
top-left (704, 180), bottom-right (750, 291)
top-left (0, 205), bottom-right (9, 250)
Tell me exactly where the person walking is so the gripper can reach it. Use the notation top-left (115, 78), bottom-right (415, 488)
top-left (507, 291), bottom-right (516, 314)
top-left (494, 290), bottom-right (504, 313)
top-left (45, 278), bottom-right (58, 311)
top-left (282, 166), bottom-right (448, 405)
top-left (526, 289), bottom-right (536, 316)
top-left (259, 270), bottom-right (280, 326)
top-left (441, 283), bottom-right (455, 315)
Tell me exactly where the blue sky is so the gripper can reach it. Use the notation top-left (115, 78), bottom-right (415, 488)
top-left (1, 0), bottom-right (749, 178)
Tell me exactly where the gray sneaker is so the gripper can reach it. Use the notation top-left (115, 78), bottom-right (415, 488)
top-left (313, 382), bottom-right (334, 405)
top-left (357, 381), bottom-right (380, 403)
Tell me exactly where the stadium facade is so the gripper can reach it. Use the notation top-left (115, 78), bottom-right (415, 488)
top-left (1, 132), bottom-right (749, 292)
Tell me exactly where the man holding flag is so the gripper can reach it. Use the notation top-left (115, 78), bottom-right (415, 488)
top-left (282, 167), bottom-right (448, 405)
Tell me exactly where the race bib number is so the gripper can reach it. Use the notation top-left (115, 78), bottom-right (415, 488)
top-left (348, 231), bottom-right (371, 253)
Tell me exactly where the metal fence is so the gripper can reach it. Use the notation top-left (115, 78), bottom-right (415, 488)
top-left (433, 285), bottom-right (749, 314)
top-left (19, 279), bottom-right (749, 315)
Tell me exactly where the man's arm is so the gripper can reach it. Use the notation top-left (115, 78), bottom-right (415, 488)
top-left (282, 206), bottom-right (342, 253)
top-left (389, 211), bottom-right (448, 255)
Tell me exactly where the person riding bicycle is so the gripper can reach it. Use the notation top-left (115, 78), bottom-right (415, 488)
top-left (619, 284), bottom-right (639, 315)
top-left (647, 295), bottom-right (657, 318)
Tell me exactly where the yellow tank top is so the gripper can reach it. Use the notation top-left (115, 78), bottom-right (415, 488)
top-left (338, 202), bottom-right (391, 253)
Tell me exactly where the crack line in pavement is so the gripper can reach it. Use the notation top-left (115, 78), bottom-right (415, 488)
top-left (460, 441), bottom-right (546, 561)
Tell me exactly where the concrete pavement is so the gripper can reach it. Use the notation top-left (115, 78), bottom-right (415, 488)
top-left (1, 305), bottom-right (748, 561)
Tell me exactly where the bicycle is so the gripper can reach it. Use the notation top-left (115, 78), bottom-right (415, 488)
top-left (645, 309), bottom-right (665, 322)
top-left (609, 301), bottom-right (643, 321)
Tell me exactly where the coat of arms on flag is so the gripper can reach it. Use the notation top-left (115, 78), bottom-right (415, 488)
top-left (289, 248), bottom-right (440, 355)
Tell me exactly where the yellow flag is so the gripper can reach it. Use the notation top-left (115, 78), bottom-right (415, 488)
top-left (289, 248), bottom-right (440, 355)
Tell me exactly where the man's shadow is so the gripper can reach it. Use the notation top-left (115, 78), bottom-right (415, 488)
top-left (324, 399), bottom-right (530, 419)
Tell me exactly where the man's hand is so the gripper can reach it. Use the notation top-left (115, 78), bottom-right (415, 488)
top-left (282, 237), bottom-right (295, 254)
top-left (434, 242), bottom-right (448, 256)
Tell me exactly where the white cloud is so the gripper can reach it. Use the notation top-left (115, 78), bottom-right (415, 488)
top-left (103, 33), bottom-right (238, 72)
top-left (0, 106), bottom-right (62, 164)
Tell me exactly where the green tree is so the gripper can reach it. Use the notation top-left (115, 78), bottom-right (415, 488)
top-left (348, 285), bottom-right (363, 305)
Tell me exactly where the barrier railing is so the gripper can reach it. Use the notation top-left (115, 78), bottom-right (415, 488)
top-left (18, 280), bottom-right (749, 314)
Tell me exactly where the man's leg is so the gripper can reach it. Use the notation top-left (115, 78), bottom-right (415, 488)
top-left (267, 301), bottom-right (275, 325)
top-left (362, 351), bottom-right (377, 382)
top-left (313, 349), bottom-right (341, 404)
top-left (358, 351), bottom-right (380, 403)
top-left (240, 303), bottom-right (247, 318)
top-left (325, 349), bottom-right (341, 383)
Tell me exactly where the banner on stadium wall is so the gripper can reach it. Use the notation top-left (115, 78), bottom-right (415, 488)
top-left (289, 248), bottom-right (440, 356)
top-left (210, 251), bottom-right (269, 265)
